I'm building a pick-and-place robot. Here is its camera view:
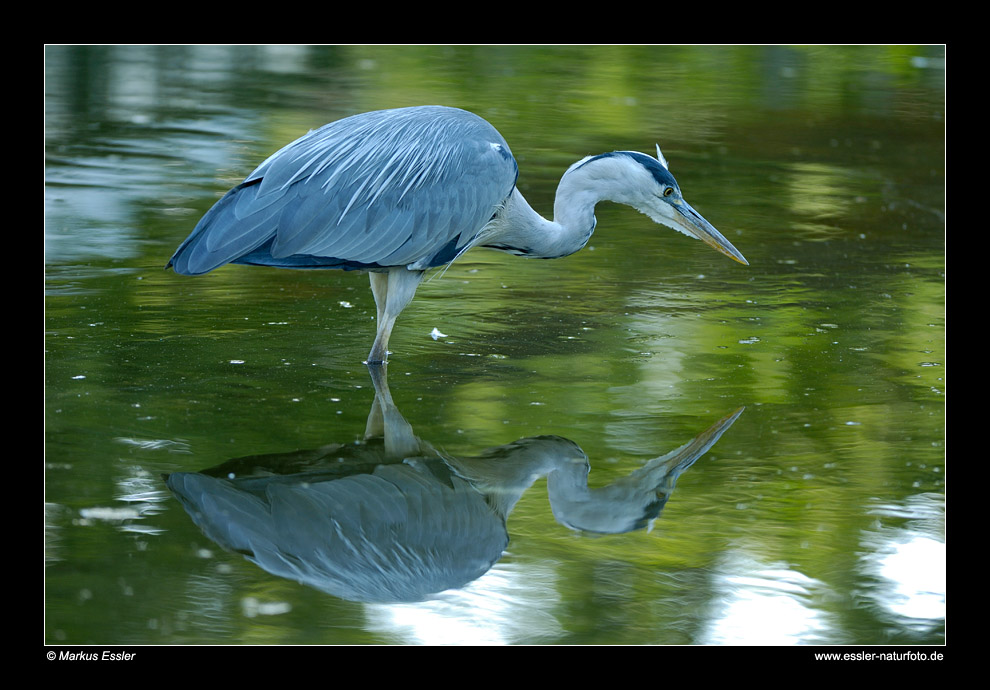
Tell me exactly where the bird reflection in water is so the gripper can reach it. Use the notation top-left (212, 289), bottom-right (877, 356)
top-left (165, 367), bottom-right (743, 604)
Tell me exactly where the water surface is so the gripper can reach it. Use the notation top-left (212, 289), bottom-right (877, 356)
top-left (45, 45), bottom-right (945, 646)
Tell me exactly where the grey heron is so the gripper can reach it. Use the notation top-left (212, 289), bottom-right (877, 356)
top-left (168, 105), bottom-right (748, 363)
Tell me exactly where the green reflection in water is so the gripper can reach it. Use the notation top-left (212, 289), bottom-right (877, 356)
top-left (46, 45), bottom-right (944, 646)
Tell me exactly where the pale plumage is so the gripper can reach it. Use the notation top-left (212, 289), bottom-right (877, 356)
top-left (168, 105), bottom-right (747, 363)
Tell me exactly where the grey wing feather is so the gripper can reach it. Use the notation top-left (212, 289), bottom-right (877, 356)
top-left (168, 106), bottom-right (518, 275)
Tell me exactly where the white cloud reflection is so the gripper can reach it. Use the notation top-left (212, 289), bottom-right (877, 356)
top-left (363, 559), bottom-right (561, 645)
top-left (860, 493), bottom-right (945, 630)
top-left (698, 550), bottom-right (835, 645)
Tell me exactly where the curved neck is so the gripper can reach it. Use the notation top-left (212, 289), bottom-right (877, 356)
top-left (484, 161), bottom-right (609, 259)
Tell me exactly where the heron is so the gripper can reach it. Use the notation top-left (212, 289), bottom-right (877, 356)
top-left (168, 105), bottom-right (747, 364)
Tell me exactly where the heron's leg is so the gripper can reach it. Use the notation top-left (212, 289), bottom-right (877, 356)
top-left (368, 271), bottom-right (388, 325)
top-left (367, 268), bottom-right (423, 364)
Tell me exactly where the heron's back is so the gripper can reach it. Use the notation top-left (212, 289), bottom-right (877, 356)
top-left (168, 106), bottom-right (518, 276)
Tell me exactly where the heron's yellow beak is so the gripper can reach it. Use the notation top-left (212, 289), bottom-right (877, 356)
top-left (672, 200), bottom-right (748, 266)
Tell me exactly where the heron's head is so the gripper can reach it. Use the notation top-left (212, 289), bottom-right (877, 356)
top-left (570, 148), bottom-right (748, 265)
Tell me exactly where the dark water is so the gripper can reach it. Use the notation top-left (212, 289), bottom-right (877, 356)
top-left (45, 45), bottom-right (944, 646)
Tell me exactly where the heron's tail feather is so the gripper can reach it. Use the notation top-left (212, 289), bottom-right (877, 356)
top-left (167, 179), bottom-right (281, 275)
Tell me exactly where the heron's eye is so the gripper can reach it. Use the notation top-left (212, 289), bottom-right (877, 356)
top-left (663, 187), bottom-right (674, 197)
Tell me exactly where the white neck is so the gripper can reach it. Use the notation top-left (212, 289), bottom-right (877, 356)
top-left (482, 155), bottom-right (628, 259)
